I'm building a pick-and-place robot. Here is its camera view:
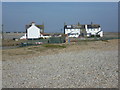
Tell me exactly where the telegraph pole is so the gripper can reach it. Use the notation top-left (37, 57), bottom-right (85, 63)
top-left (61, 29), bottom-right (62, 34)
top-left (2, 24), bottom-right (4, 40)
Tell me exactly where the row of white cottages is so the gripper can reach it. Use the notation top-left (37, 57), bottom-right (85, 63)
top-left (64, 24), bottom-right (103, 38)
top-left (20, 22), bottom-right (103, 39)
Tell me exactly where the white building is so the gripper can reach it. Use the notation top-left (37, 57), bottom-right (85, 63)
top-left (20, 22), bottom-right (44, 39)
top-left (40, 33), bottom-right (52, 39)
top-left (20, 33), bottom-right (27, 39)
top-left (85, 24), bottom-right (103, 37)
top-left (27, 22), bottom-right (40, 39)
top-left (64, 23), bottom-right (103, 38)
top-left (64, 25), bottom-right (81, 38)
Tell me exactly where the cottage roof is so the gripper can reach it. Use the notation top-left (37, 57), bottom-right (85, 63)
top-left (64, 24), bottom-right (100, 29)
top-left (36, 25), bottom-right (44, 29)
top-left (87, 24), bottom-right (100, 28)
top-left (80, 25), bottom-right (85, 29)
top-left (64, 25), bottom-right (85, 29)
top-left (26, 23), bottom-right (44, 30)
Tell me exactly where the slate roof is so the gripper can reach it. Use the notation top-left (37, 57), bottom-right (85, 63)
top-left (87, 24), bottom-right (100, 28)
top-left (64, 24), bottom-right (100, 29)
top-left (64, 25), bottom-right (85, 29)
top-left (26, 23), bottom-right (44, 30)
top-left (36, 25), bottom-right (44, 29)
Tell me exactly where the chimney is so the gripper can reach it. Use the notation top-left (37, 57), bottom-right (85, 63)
top-left (31, 22), bottom-right (35, 26)
top-left (85, 25), bottom-right (88, 30)
top-left (91, 22), bottom-right (93, 25)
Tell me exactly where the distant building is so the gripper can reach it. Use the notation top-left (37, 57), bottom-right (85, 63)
top-left (85, 24), bottom-right (103, 37)
top-left (64, 22), bottom-right (103, 37)
top-left (40, 33), bottom-right (52, 39)
top-left (64, 24), bottom-right (81, 38)
top-left (20, 22), bottom-right (44, 39)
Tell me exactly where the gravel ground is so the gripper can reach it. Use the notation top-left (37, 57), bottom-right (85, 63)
top-left (3, 33), bottom-right (25, 39)
top-left (0, 38), bottom-right (2, 89)
top-left (2, 48), bottom-right (118, 88)
top-left (0, 50), bottom-right (2, 89)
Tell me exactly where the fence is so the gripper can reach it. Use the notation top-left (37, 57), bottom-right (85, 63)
top-left (48, 37), bottom-right (65, 43)
top-left (20, 37), bottom-right (66, 47)
top-left (101, 37), bottom-right (120, 40)
top-left (20, 36), bottom-right (120, 47)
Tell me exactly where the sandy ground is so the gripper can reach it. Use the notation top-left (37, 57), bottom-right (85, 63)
top-left (2, 39), bottom-right (118, 61)
top-left (2, 39), bottom-right (119, 88)
top-left (2, 32), bottom-right (119, 40)
top-left (0, 36), bottom-right (2, 89)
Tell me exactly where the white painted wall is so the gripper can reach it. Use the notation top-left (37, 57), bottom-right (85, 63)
top-left (99, 30), bottom-right (103, 37)
top-left (85, 25), bottom-right (103, 37)
top-left (27, 24), bottom-right (40, 39)
top-left (40, 34), bottom-right (51, 39)
top-left (65, 28), bottom-right (80, 37)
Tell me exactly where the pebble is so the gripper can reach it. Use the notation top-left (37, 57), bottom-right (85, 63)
top-left (2, 49), bottom-right (118, 88)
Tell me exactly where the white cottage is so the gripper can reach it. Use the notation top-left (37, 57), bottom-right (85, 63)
top-left (64, 23), bottom-right (103, 38)
top-left (85, 24), bottom-right (103, 37)
top-left (64, 25), bottom-right (81, 38)
top-left (27, 22), bottom-right (40, 39)
top-left (20, 22), bottom-right (44, 39)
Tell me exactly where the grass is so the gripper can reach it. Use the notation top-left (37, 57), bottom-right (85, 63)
top-left (27, 45), bottom-right (47, 51)
top-left (2, 48), bottom-right (34, 56)
top-left (2, 39), bottom-right (27, 46)
top-left (42, 44), bottom-right (66, 48)
top-left (101, 39), bottom-right (109, 42)
top-left (75, 39), bottom-right (99, 45)
top-left (3, 44), bottom-right (67, 56)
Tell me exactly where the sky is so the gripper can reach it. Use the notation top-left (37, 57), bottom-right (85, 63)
top-left (2, 2), bottom-right (118, 33)
top-left (1, 0), bottom-right (120, 2)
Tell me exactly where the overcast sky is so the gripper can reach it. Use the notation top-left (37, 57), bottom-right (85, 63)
top-left (2, 2), bottom-right (118, 33)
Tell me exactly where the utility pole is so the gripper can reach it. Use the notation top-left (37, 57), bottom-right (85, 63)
top-left (2, 24), bottom-right (4, 40)
top-left (64, 22), bottom-right (66, 34)
top-left (91, 22), bottom-right (93, 25)
top-left (42, 21), bottom-right (44, 33)
top-left (61, 29), bottom-right (62, 34)
top-left (78, 22), bottom-right (80, 26)
top-left (64, 22), bottom-right (66, 26)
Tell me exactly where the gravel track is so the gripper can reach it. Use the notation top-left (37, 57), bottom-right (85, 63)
top-left (2, 49), bottom-right (118, 88)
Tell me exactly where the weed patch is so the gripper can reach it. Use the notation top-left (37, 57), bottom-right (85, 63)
top-left (42, 44), bottom-right (66, 48)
